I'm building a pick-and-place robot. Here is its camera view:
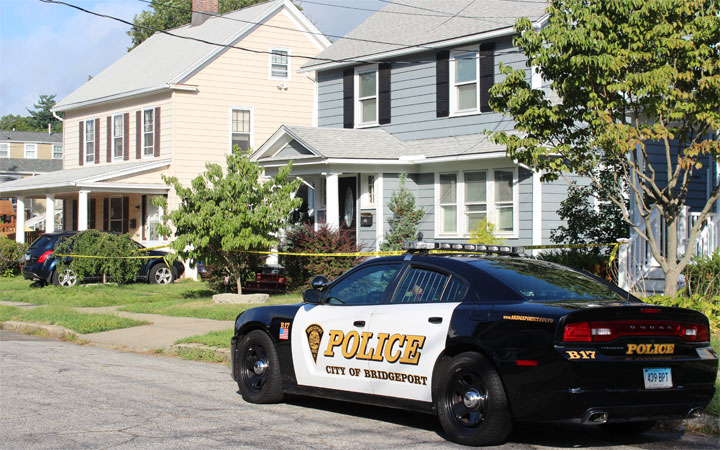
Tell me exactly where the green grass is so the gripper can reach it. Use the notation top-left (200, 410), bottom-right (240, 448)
top-left (176, 328), bottom-right (234, 348)
top-left (0, 304), bottom-right (149, 334)
top-left (176, 347), bottom-right (227, 363)
top-left (120, 293), bottom-right (302, 320)
top-left (0, 276), bottom-right (215, 307)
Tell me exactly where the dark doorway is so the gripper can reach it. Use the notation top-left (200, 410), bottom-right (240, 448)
top-left (338, 176), bottom-right (357, 244)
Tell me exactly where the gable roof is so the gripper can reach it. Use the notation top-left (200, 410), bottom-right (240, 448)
top-left (253, 126), bottom-right (508, 164)
top-left (301, 0), bottom-right (548, 72)
top-left (0, 130), bottom-right (62, 144)
top-left (55, 0), bottom-right (329, 112)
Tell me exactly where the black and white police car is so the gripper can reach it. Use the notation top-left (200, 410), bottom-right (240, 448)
top-left (230, 242), bottom-right (718, 446)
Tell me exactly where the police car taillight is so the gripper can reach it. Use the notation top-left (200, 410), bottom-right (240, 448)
top-left (563, 320), bottom-right (710, 343)
top-left (37, 250), bottom-right (53, 264)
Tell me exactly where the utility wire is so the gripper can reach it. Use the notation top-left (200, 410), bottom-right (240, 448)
top-left (41, 0), bottom-right (529, 67)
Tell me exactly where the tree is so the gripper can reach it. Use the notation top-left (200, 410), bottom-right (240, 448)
top-left (0, 114), bottom-right (35, 131)
top-left (54, 230), bottom-right (141, 284)
top-left (129, 0), bottom-right (267, 49)
top-left (156, 148), bottom-right (302, 294)
top-left (380, 172), bottom-right (425, 251)
top-left (490, 0), bottom-right (720, 296)
top-left (27, 94), bottom-right (59, 132)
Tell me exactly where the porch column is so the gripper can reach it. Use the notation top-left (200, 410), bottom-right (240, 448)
top-left (78, 190), bottom-right (89, 231)
top-left (325, 173), bottom-right (340, 230)
top-left (15, 196), bottom-right (25, 243)
top-left (45, 194), bottom-right (55, 233)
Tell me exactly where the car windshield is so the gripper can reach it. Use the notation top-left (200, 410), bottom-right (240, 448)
top-left (29, 235), bottom-right (55, 249)
top-left (468, 258), bottom-right (625, 302)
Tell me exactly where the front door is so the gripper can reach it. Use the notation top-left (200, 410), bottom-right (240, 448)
top-left (338, 177), bottom-right (356, 242)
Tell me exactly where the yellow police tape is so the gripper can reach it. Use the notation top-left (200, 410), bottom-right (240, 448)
top-left (54, 253), bottom-right (171, 267)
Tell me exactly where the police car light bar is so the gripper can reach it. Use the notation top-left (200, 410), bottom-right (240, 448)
top-left (402, 241), bottom-right (524, 255)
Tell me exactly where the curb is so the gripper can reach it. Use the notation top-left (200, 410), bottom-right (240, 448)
top-left (1, 320), bottom-right (77, 339)
top-left (166, 343), bottom-right (231, 363)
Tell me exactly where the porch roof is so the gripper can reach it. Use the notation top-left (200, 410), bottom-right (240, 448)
top-left (252, 125), bottom-right (509, 165)
top-left (0, 159), bottom-right (171, 196)
top-left (0, 158), bottom-right (63, 174)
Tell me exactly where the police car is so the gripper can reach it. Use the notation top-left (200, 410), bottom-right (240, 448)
top-left (230, 242), bottom-right (718, 446)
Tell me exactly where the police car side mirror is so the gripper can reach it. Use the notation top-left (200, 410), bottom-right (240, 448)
top-left (311, 275), bottom-right (329, 291)
top-left (302, 288), bottom-right (322, 304)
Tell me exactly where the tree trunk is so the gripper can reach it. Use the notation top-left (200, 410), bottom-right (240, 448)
top-left (236, 277), bottom-right (243, 295)
top-left (663, 218), bottom-right (679, 297)
top-left (663, 265), bottom-right (681, 297)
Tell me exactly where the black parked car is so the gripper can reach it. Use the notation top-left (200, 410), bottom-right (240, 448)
top-left (230, 241), bottom-right (718, 446)
top-left (22, 231), bottom-right (184, 287)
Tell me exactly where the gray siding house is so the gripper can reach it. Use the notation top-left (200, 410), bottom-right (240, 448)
top-left (252, 0), bottom-right (573, 251)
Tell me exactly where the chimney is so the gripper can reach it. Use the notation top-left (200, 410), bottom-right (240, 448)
top-left (191, 0), bottom-right (218, 26)
top-left (48, 123), bottom-right (51, 134)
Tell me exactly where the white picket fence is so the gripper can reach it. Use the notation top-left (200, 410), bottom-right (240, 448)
top-left (618, 208), bottom-right (719, 294)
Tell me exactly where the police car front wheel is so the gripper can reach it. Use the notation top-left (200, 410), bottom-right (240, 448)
top-left (236, 330), bottom-right (283, 404)
top-left (436, 352), bottom-right (512, 446)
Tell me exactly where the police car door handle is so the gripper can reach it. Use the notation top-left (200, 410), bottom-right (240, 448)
top-left (353, 320), bottom-right (365, 327)
top-left (428, 317), bottom-right (443, 324)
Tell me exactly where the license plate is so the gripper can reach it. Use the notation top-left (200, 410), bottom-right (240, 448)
top-left (643, 368), bottom-right (672, 389)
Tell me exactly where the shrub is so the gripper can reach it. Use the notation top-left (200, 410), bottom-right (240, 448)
top-left (380, 171), bottom-right (425, 251)
top-left (282, 224), bottom-right (364, 291)
top-left (683, 250), bottom-right (720, 298)
top-left (468, 219), bottom-right (505, 245)
top-left (55, 230), bottom-right (141, 284)
top-left (535, 249), bottom-right (616, 282)
top-left (644, 294), bottom-right (720, 332)
top-left (0, 236), bottom-right (26, 277)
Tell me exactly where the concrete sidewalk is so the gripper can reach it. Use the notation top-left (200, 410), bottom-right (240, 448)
top-left (0, 301), bottom-right (234, 352)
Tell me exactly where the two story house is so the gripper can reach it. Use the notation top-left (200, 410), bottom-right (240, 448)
top-left (0, 0), bottom-right (329, 266)
top-left (252, 0), bottom-right (573, 251)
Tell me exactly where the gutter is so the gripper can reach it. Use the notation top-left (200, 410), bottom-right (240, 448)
top-left (53, 84), bottom-right (198, 112)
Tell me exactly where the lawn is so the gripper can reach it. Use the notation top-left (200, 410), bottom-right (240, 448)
top-left (0, 304), bottom-right (149, 334)
top-left (0, 277), bottom-right (215, 307)
top-left (176, 329), bottom-right (234, 348)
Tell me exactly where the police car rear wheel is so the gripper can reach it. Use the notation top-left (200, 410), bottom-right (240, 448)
top-left (436, 352), bottom-right (511, 446)
top-left (236, 330), bottom-right (283, 404)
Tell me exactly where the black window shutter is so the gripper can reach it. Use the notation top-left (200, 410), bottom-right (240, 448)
top-left (122, 196), bottom-right (129, 234)
top-left (72, 199), bottom-right (78, 231)
top-left (103, 198), bottom-right (109, 231)
top-left (136, 111), bottom-right (141, 159)
top-left (479, 42), bottom-right (495, 113)
top-left (106, 116), bottom-right (112, 162)
top-left (88, 198), bottom-right (96, 230)
top-left (343, 68), bottom-right (354, 128)
top-left (78, 121), bottom-right (84, 166)
top-left (141, 195), bottom-right (147, 240)
top-left (378, 63), bottom-right (392, 125)
top-left (436, 51), bottom-right (450, 118)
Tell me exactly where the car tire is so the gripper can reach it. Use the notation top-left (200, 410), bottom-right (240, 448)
top-left (600, 420), bottom-right (657, 435)
top-left (236, 330), bottom-right (283, 404)
top-left (52, 268), bottom-right (78, 287)
top-left (149, 264), bottom-right (176, 285)
top-left (435, 352), bottom-right (512, 446)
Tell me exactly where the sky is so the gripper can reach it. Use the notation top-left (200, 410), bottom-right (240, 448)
top-left (0, 0), bottom-right (382, 117)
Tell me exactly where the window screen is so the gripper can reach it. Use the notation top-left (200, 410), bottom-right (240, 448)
top-left (392, 267), bottom-right (454, 303)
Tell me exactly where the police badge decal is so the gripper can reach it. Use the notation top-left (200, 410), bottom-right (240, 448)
top-left (305, 324), bottom-right (324, 363)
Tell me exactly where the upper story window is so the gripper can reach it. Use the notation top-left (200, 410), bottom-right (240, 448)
top-left (113, 114), bottom-right (124, 160)
top-left (437, 43), bottom-right (494, 118)
top-left (0, 143), bottom-right (9, 158)
top-left (452, 50), bottom-right (478, 113)
top-left (142, 109), bottom-right (154, 158)
top-left (85, 119), bottom-right (95, 164)
top-left (355, 65), bottom-right (378, 127)
top-left (231, 108), bottom-right (252, 151)
top-left (270, 49), bottom-right (290, 79)
top-left (53, 144), bottom-right (63, 159)
top-left (437, 168), bottom-right (517, 237)
top-left (24, 143), bottom-right (37, 159)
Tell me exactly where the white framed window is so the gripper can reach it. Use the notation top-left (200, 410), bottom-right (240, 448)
top-left (439, 173), bottom-right (458, 234)
top-left (230, 108), bottom-right (252, 151)
top-left (24, 143), bottom-right (37, 159)
top-left (112, 114), bottom-right (124, 161)
top-left (450, 49), bottom-right (479, 115)
top-left (52, 144), bottom-right (63, 159)
top-left (355, 65), bottom-right (378, 127)
top-left (142, 109), bottom-right (155, 158)
top-left (360, 174), bottom-right (377, 208)
top-left (436, 168), bottom-right (518, 238)
top-left (85, 119), bottom-right (95, 164)
top-left (269, 48), bottom-right (290, 80)
top-left (0, 143), bottom-right (9, 158)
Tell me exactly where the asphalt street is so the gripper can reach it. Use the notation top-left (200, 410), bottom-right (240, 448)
top-left (0, 330), bottom-right (717, 449)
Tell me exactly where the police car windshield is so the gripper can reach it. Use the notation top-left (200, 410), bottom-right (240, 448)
top-left (468, 259), bottom-right (624, 302)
